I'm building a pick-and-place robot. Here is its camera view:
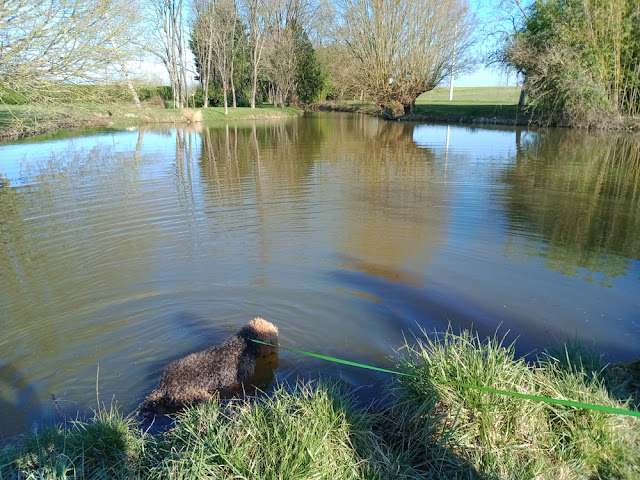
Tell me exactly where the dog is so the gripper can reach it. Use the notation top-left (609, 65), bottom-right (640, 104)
top-left (140, 317), bottom-right (279, 415)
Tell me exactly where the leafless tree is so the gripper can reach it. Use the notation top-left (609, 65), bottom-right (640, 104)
top-left (209, 0), bottom-right (240, 114)
top-left (335, 0), bottom-right (475, 113)
top-left (0, 0), bottom-right (143, 103)
top-left (482, 0), bottom-right (530, 106)
top-left (191, 0), bottom-right (216, 107)
top-left (260, 0), bottom-right (316, 106)
top-left (147, 0), bottom-right (190, 108)
top-left (242, 0), bottom-right (268, 108)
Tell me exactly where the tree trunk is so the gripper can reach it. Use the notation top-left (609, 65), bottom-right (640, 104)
top-left (231, 70), bottom-right (237, 108)
top-left (251, 64), bottom-right (258, 108)
top-left (105, 12), bottom-right (141, 108)
top-left (519, 88), bottom-right (526, 107)
top-left (222, 79), bottom-right (229, 115)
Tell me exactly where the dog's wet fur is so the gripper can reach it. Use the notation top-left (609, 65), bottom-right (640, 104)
top-left (140, 317), bottom-right (278, 415)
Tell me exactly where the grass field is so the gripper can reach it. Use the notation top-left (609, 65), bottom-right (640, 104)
top-left (412, 86), bottom-right (526, 120)
top-left (416, 86), bottom-right (523, 105)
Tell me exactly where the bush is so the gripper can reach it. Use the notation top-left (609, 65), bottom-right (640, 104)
top-left (136, 86), bottom-right (173, 102)
top-left (507, 0), bottom-right (640, 126)
top-left (0, 89), bottom-right (28, 105)
top-left (148, 95), bottom-right (166, 109)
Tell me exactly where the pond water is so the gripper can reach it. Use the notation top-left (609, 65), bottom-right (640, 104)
top-left (1, 112), bottom-right (639, 436)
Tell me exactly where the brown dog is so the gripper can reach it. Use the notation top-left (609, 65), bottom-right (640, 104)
top-left (140, 317), bottom-right (279, 415)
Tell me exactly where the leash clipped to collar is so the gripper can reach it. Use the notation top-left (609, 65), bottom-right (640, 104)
top-left (251, 339), bottom-right (640, 418)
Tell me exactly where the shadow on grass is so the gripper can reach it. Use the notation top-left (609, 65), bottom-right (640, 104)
top-left (544, 340), bottom-right (640, 410)
top-left (409, 104), bottom-right (532, 125)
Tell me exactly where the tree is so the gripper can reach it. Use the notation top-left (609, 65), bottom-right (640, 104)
top-left (208, 0), bottom-right (240, 114)
top-left (147, 0), bottom-right (190, 108)
top-left (191, 0), bottom-right (217, 107)
top-left (294, 26), bottom-right (324, 104)
top-left (264, 23), bottom-right (297, 107)
top-left (242, 0), bottom-right (269, 108)
top-left (0, 0), bottom-right (143, 103)
top-left (504, 0), bottom-right (640, 126)
top-left (482, 0), bottom-right (531, 106)
top-left (260, 0), bottom-right (317, 107)
top-left (334, 0), bottom-right (475, 113)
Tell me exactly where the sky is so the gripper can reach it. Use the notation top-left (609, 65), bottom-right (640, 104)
top-left (451, 67), bottom-right (515, 88)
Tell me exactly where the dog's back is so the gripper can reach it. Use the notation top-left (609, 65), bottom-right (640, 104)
top-left (140, 318), bottom-right (278, 414)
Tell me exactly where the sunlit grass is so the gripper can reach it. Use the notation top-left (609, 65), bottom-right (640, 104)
top-left (397, 328), bottom-right (640, 479)
top-left (146, 381), bottom-right (380, 479)
top-left (416, 86), bottom-right (523, 105)
top-left (0, 405), bottom-right (147, 479)
top-left (413, 86), bottom-right (526, 118)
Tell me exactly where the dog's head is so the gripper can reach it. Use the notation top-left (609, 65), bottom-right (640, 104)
top-left (244, 317), bottom-right (279, 356)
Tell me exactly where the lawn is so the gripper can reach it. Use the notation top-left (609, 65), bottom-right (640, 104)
top-left (414, 86), bottom-right (525, 118)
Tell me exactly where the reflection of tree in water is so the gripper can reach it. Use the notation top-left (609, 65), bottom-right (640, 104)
top-left (0, 363), bottom-right (42, 437)
top-left (0, 137), bottom-right (157, 415)
top-left (198, 120), bottom-right (316, 205)
top-left (196, 115), bottom-right (446, 285)
top-left (502, 131), bottom-right (640, 284)
top-left (197, 120), bottom-right (317, 275)
top-left (322, 116), bottom-right (446, 283)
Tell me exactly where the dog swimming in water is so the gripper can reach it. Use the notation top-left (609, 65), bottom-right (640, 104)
top-left (140, 317), bottom-right (279, 415)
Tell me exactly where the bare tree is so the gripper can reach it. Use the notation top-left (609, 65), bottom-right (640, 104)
top-left (483, 0), bottom-right (530, 106)
top-left (242, 0), bottom-right (268, 108)
top-left (191, 0), bottom-right (216, 107)
top-left (104, 3), bottom-right (143, 107)
top-left (260, 0), bottom-right (316, 106)
top-left (147, 0), bottom-right (190, 108)
top-left (335, 0), bottom-right (475, 113)
top-left (209, 0), bottom-right (240, 114)
top-left (0, 0), bottom-right (142, 102)
top-left (263, 26), bottom-right (297, 107)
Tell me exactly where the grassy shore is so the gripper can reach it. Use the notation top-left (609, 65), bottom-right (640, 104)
top-left (319, 86), bottom-right (534, 126)
top-left (0, 102), bottom-right (301, 142)
top-left (2, 330), bottom-right (639, 479)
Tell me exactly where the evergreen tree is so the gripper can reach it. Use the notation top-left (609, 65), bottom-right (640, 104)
top-left (294, 26), bottom-right (324, 105)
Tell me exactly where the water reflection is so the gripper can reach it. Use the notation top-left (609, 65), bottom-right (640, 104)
top-left (1, 115), bottom-right (639, 437)
top-left (501, 131), bottom-right (640, 285)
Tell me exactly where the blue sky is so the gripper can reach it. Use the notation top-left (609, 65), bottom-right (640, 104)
top-left (454, 67), bottom-right (516, 87)
top-left (455, 0), bottom-right (530, 86)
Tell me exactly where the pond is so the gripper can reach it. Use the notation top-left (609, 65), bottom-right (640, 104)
top-left (1, 112), bottom-right (639, 436)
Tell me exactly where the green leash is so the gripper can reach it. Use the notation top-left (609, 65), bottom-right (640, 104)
top-left (251, 339), bottom-right (640, 418)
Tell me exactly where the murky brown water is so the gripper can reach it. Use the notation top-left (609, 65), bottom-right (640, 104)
top-left (1, 113), bottom-right (639, 436)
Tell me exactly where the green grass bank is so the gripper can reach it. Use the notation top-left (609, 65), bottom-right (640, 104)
top-left (2, 330), bottom-right (639, 479)
top-left (319, 86), bottom-right (532, 126)
top-left (0, 103), bottom-right (302, 142)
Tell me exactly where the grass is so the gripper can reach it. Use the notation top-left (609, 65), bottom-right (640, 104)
top-left (320, 87), bottom-right (532, 125)
top-left (411, 86), bottom-right (528, 122)
top-left (2, 330), bottom-right (639, 479)
top-left (397, 329), bottom-right (640, 479)
top-left (0, 102), bottom-right (301, 141)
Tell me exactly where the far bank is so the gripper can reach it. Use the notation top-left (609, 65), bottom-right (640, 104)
top-left (0, 103), bottom-right (302, 142)
top-left (317, 86), bottom-right (640, 130)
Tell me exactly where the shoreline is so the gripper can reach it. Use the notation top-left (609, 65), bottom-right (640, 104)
top-left (316, 101), bottom-right (640, 130)
top-left (0, 104), bottom-right (302, 143)
top-left (316, 101), bottom-right (535, 127)
top-left (1, 332), bottom-right (639, 479)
